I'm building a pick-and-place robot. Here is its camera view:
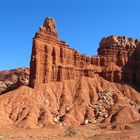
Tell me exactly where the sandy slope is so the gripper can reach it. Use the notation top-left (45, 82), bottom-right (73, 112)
top-left (0, 75), bottom-right (140, 128)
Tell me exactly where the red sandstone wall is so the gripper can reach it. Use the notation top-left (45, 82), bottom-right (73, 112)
top-left (29, 18), bottom-right (100, 87)
top-left (98, 36), bottom-right (140, 85)
top-left (29, 18), bottom-right (140, 88)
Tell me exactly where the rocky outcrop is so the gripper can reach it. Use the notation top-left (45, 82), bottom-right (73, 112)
top-left (29, 17), bottom-right (101, 88)
top-left (0, 68), bottom-right (29, 93)
top-left (98, 36), bottom-right (140, 86)
top-left (122, 45), bottom-right (140, 86)
top-left (29, 18), bottom-right (140, 87)
top-left (98, 36), bottom-right (140, 66)
top-left (1, 17), bottom-right (140, 128)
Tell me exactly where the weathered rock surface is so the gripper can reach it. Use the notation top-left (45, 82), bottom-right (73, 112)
top-left (98, 36), bottom-right (140, 66)
top-left (0, 17), bottom-right (140, 128)
top-left (0, 68), bottom-right (29, 93)
top-left (98, 36), bottom-right (140, 85)
top-left (29, 18), bottom-right (140, 88)
top-left (29, 17), bottom-right (101, 88)
top-left (1, 76), bottom-right (140, 128)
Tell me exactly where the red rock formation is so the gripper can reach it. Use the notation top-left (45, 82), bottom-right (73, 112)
top-left (1, 76), bottom-right (140, 128)
top-left (98, 36), bottom-right (140, 85)
top-left (0, 68), bottom-right (29, 93)
top-left (29, 17), bottom-right (101, 88)
top-left (98, 36), bottom-right (139, 66)
top-left (1, 17), bottom-right (140, 128)
top-left (29, 18), bottom-right (140, 87)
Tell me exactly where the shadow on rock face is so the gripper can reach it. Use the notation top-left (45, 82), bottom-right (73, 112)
top-left (122, 44), bottom-right (140, 92)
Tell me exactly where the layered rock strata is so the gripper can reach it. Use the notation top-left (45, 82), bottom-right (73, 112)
top-left (98, 36), bottom-right (140, 85)
top-left (29, 18), bottom-right (140, 88)
top-left (29, 18), bottom-right (101, 87)
top-left (0, 17), bottom-right (140, 128)
top-left (0, 68), bottom-right (29, 93)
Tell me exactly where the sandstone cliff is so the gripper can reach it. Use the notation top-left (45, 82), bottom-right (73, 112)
top-left (98, 36), bottom-right (140, 85)
top-left (29, 18), bottom-right (140, 88)
top-left (29, 17), bottom-right (101, 88)
top-left (0, 17), bottom-right (140, 128)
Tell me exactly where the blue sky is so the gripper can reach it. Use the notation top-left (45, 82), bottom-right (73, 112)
top-left (0, 0), bottom-right (140, 70)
